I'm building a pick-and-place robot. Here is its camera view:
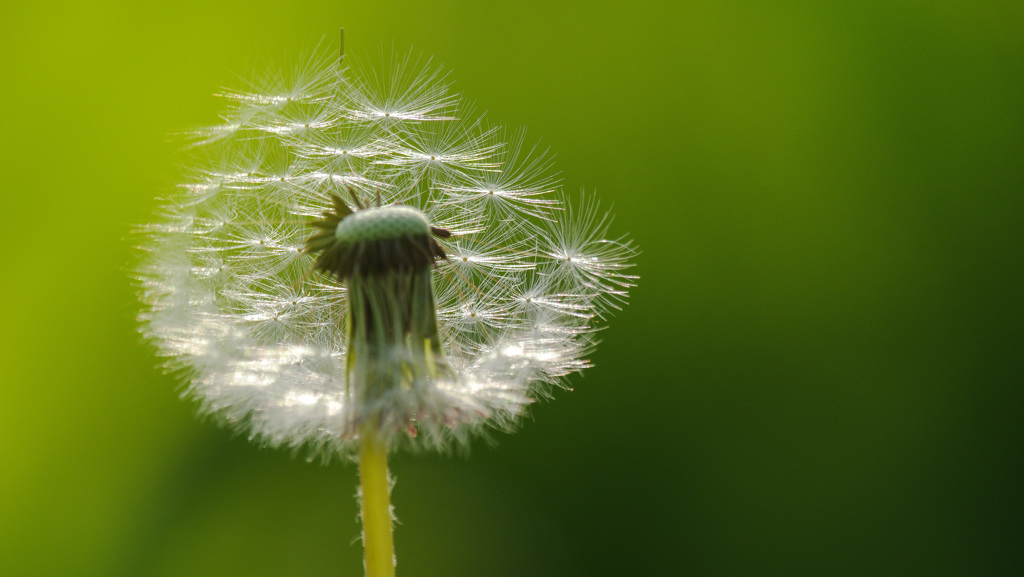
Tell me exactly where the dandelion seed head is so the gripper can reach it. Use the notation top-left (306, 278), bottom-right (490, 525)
top-left (137, 43), bottom-right (636, 460)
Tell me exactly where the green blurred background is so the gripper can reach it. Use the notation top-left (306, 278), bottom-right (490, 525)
top-left (2, 1), bottom-right (1022, 575)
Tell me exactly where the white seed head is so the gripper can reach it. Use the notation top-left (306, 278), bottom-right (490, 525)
top-left (136, 45), bottom-right (637, 460)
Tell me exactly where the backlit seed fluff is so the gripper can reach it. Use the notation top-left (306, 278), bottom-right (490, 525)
top-left (135, 46), bottom-right (637, 459)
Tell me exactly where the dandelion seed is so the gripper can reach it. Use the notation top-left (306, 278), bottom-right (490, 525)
top-left (140, 45), bottom-right (636, 454)
top-left (136, 34), bottom-right (636, 577)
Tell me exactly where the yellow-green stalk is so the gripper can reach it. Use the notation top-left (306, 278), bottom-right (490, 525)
top-left (359, 424), bottom-right (395, 577)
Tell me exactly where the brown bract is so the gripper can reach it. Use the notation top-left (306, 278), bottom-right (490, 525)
top-left (306, 193), bottom-right (449, 280)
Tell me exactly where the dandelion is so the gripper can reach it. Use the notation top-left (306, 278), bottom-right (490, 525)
top-left (136, 31), bottom-right (636, 577)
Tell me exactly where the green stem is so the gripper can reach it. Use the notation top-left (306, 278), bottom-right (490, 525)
top-left (359, 427), bottom-right (396, 577)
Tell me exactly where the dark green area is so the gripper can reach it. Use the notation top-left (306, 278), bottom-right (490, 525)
top-left (2, 1), bottom-right (1021, 575)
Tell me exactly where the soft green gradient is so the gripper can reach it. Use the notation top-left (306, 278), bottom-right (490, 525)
top-left (2, 1), bottom-right (1022, 576)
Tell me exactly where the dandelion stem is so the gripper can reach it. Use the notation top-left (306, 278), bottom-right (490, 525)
top-left (359, 425), bottom-right (396, 577)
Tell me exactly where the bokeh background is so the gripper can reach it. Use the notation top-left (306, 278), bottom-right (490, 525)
top-left (2, 1), bottom-right (1022, 575)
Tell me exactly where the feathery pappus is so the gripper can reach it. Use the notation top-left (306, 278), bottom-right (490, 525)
top-left (136, 42), bottom-right (637, 460)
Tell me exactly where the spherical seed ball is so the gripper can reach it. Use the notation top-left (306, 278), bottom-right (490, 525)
top-left (135, 46), bottom-right (637, 460)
